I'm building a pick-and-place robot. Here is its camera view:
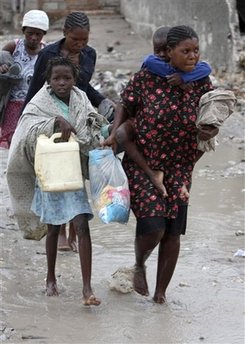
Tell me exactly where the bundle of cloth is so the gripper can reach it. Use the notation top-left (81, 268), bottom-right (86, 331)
top-left (196, 88), bottom-right (237, 152)
top-left (0, 51), bottom-right (22, 123)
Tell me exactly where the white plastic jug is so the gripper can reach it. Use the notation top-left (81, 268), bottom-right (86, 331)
top-left (34, 133), bottom-right (84, 192)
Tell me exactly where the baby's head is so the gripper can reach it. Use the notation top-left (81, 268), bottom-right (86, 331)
top-left (46, 57), bottom-right (79, 100)
top-left (152, 26), bottom-right (171, 61)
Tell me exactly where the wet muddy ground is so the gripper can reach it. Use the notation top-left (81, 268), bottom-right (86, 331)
top-left (0, 14), bottom-right (244, 344)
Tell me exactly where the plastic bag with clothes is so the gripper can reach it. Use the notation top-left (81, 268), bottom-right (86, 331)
top-left (89, 148), bottom-right (130, 224)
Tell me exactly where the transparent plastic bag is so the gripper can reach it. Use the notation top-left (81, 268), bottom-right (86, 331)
top-left (89, 148), bottom-right (130, 224)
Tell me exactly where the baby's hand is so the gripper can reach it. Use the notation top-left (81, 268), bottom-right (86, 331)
top-left (166, 73), bottom-right (182, 86)
top-left (179, 83), bottom-right (193, 92)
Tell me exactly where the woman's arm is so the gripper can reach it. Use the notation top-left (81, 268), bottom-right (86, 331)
top-left (102, 103), bottom-right (129, 152)
top-left (86, 83), bottom-right (105, 108)
top-left (2, 41), bottom-right (16, 55)
top-left (23, 50), bottom-right (47, 106)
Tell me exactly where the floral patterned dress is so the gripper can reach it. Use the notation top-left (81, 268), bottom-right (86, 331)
top-left (121, 69), bottom-right (213, 219)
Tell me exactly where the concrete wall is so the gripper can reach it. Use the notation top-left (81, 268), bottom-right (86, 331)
top-left (120, 0), bottom-right (241, 73)
top-left (1, 0), bottom-right (241, 72)
top-left (0, 0), bottom-right (120, 26)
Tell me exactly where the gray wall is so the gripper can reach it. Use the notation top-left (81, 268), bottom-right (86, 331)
top-left (120, 0), bottom-right (241, 73)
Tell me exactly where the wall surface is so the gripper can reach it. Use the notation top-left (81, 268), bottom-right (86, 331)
top-left (120, 0), bottom-right (241, 73)
top-left (0, 0), bottom-right (120, 25)
top-left (0, 0), bottom-right (242, 72)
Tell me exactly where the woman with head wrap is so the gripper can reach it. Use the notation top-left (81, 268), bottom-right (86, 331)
top-left (0, 9), bottom-right (49, 148)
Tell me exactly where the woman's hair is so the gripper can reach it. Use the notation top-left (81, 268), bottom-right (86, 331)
top-left (45, 56), bottom-right (79, 83)
top-left (167, 25), bottom-right (198, 48)
top-left (64, 12), bottom-right (90, 31)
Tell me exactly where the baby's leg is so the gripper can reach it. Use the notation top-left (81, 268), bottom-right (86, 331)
top-left (115, 119), bottom-right (134, 153)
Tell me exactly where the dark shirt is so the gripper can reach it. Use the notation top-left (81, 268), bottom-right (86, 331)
top-left (24, 38), bottom-right (105, 108)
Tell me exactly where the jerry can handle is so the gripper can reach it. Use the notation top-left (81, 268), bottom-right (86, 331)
top-left (50, 132), bottom-right (76, 143)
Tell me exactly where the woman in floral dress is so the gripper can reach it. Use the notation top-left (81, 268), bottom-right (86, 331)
top-left (104, 25), bottom-right (218, 303)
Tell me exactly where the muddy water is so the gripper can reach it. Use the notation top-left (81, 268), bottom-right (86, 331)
top-left (0, 133), bottom-right (244, 344)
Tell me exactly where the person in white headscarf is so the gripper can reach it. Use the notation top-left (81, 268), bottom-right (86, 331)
top-left (0, 9), bottom-right (49, 148)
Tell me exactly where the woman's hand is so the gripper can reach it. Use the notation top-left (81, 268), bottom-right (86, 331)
top-left (54, 116), bottom-right (76, 141)
top-left (198, 124), bottom-right (219, 141)
top-left (179, 184), bottom-right (190, 201)
top-left (0, 64), bottom-right (10, 73)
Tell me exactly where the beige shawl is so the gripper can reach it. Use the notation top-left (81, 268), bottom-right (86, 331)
top-left (6, 85), bottom-right (108, 240)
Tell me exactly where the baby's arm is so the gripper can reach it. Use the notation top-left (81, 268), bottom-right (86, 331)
top-left (143, 54), bottom-right (212, 84)
top-left (180, 62), bottom-right (212, 83)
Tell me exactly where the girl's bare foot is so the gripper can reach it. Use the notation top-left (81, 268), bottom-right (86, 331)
top-left (46, 281), bottom-right (59, 296)
top-left (134, 266), bottom-right (149, 296)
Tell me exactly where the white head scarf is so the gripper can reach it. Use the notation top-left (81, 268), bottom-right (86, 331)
top-left (22, 10), bottom-right (49, 32)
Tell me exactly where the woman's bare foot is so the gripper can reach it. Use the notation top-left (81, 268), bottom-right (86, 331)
top-left (68, 239), bottom-right (78, 252)
top-left (134, 266), bottom-right (149, 296)
top-left (149, 170), bottom-right (168, 197)
top-left (153, 293), bottom-right (166, 304)
top-left (58, 225), bottom-right (70, 251)
top-left (179, 184), bottom-right (189, 201)
top-left (68, 223), bottom-right (78, 253)
top-left (46, 281), bottom-right (59, 296)
top-left (82, 294), bottom-right (101, 306)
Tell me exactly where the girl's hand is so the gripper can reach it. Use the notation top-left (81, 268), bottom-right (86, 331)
top-left (54, 116), bottom-right (76, 141)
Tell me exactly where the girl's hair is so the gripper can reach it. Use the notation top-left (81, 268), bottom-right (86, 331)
top-left (64, 11), bottom-right (90, 31)
top-left (167, 25), bottom-right (198, 48)
top-left (45, 56), bottom-right (79, 83)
